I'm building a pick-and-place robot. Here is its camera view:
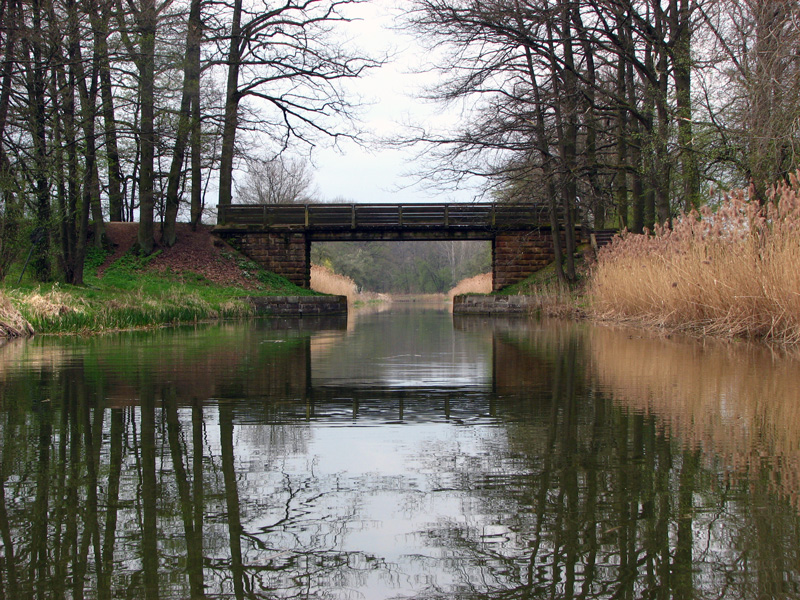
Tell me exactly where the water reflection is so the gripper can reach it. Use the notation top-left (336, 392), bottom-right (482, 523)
top-left (0, 312), bottom-right (799, 599)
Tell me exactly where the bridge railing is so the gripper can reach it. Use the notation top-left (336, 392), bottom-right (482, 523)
top-left (217, 202), bottom-right (552, 229)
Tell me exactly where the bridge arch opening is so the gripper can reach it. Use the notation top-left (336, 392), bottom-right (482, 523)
top-left (310, 240), bottom-right (492, 296)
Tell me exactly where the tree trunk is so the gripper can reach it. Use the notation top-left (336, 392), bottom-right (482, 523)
top-left (137, 0), bottom-right (157, 254)
top-left (614, 9), bottom-right (629, 230)
top-left (217, 0), bottom-right (243, 216)
top-left (0, 0), bottom-right (20, 280)
top-left (573, 8), bottom-right (601, 229)
top-left (516, 1), bottom-right (566, 286)
top-left (643, 36), bottom-right (657, 231)
top-left (97, 0), bottom-right (124, 222)
top-left (190, 92), bottom-right (202, 228)
top-left (47, 0), bottom-right (81, 282)
top-left (29, 0), bottom-right (52, 281)
top-left (627, 60), bottom-right (644, 234)
top-left (654, 4), bottom-right (672, 226)
top-left (559, 0), bottom-right (577, 282)
top-left (190, 28), bottom-right (203, 229)
top-left (163, 0), bottom-right (202, 246)
top-left (69, 0), bottom-right (104, 283)
top-left (672, 0), bottom-right (699, 212)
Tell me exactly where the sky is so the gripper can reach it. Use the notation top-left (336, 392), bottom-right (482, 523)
top-left (308, 0), bottom-right (481, 204)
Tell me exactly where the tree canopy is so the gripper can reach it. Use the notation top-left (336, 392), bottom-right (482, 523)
top-left (0, 0), bottom-right (377, 283)
top-left (404, 0), bottom-right (800, 283)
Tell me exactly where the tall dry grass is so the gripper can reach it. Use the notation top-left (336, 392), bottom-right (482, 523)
top-left (591, 176), bottom-right (800, 344)
top-left (0, 292), bottom-right (33, 337)
top-left (447, 272), bottom-right (492, 299)
top-left (310, 265), bottom-right (358, 300)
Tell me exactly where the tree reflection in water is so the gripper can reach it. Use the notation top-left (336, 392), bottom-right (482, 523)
top-left (414, 336), bottom-right (704, 599)
top-left (0, 317), bottom-right (799, 599)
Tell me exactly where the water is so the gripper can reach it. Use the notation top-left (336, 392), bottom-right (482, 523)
top-left (1, 304), bottom-right (800, 599)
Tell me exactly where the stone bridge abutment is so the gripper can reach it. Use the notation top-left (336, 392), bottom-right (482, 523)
top-left (222, 231), bottom-right (311, 288)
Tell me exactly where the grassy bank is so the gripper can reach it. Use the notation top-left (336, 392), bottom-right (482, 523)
top-left (591, 180), bottom-right (800, 345)
top-left (2, 244), bottom-right (318, 336)
top-left (493, 257), bottom-right (590, 318)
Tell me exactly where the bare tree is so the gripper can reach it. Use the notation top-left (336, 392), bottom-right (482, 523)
top-left (700, 0), bottom-right (800, 202)
top-left (406, 0), bottom-right (718, 285)
top-left (216, 0), bottom-right (380, 214)
top-left (236, 155), bottom-right (316, 204)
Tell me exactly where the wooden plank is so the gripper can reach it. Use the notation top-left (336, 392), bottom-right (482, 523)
top-left (355, 205), bottom-right (400, 227)
top-left (308, 205), bottom-right (352, 228)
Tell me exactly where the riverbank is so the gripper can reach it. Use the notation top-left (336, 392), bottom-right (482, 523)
top-left (451, 256), bottom-right (587, 319)
top-left (0, 223), bottom-right (328, 336)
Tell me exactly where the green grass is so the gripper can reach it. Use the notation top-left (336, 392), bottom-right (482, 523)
top-left (479, 250), bottom-right (592, 318)
top-left (498, 261), bottom-right (573, 296)
top-left (4, 246), bottom-right (323, 335)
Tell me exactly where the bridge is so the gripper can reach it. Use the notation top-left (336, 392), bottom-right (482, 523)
top-left (214, 202), bottom-right (566, 292)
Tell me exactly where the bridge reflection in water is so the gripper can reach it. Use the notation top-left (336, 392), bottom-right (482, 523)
top-left (0, 310), bottom-right (799, 599)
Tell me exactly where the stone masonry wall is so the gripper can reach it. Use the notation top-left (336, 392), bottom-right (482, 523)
top-left (493, 231), bottom-right (555, 291)
top-left (452, 294), bottom-right (541, 315)
top-left (221, 232), bottom-right (310, 288)
top-left (246, 295), bottom-right (348, 316)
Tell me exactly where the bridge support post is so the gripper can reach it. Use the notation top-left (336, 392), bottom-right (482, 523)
top-left (492, 230), bottom-right (555, 292)
top-left (217, 231), bottom-right (311, 288)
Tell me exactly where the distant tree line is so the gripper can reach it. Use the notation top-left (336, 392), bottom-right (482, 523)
top-left (0, 0), bottom-right (376, 284)
top-left (312, 240), bottom-right (491, 294)
top-left (406, 0), bottom-right (800, 285)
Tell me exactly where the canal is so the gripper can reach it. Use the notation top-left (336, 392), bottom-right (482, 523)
top-left (0, 304), bottom-right (799, 599)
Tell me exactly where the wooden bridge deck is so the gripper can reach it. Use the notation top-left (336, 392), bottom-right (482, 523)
top-left (217, 202), bottom-right (552, 231)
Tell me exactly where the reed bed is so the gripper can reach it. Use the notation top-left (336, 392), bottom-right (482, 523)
top-left (310, 264), bottom-right (391, 305)
top-left (591, 177), bottom-right (800, 344)
top-left (310, 265), bottom-right (358, 300)
top-left (447, 272), bottom-right (492, 299)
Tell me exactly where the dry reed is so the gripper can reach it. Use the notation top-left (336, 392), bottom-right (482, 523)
top-left (18, 286), bottom-right (88, 319)
top-left (447, 272), bottom-right (492, 299)
top-left (0, 292), bottom-right (34, 337)
top-left (591, 175), bottom-right (800, 344)
top-left (310, 265), bottom-right (358, 300)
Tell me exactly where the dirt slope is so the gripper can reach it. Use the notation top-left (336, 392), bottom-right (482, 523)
top-left (100, 222), bottom-right (258, 289)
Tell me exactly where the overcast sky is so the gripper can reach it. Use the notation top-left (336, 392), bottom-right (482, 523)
top-left (309, 0), bottom-right (480, 204)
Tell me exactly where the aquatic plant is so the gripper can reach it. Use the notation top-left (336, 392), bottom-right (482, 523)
top-left (591, 174), bottom-right (800, 344)
top-left (447, 272), bottom-right (492, 299)
top-left (310, 264), bottom-right (358, 299)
